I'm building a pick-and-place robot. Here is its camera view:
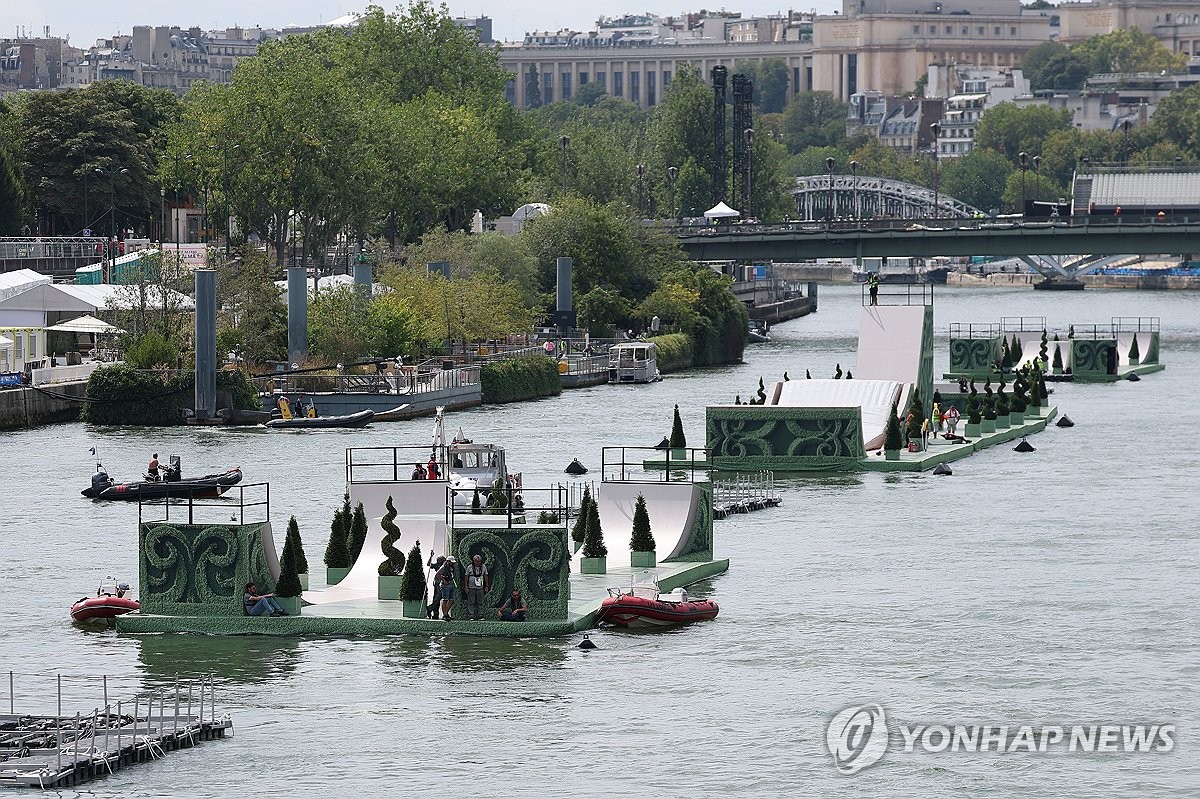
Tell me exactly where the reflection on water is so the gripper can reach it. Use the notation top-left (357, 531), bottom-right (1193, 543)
top-left (136, 633), bottom-right (302, 685)
top-left (420, 634), bottom-right (568, 674)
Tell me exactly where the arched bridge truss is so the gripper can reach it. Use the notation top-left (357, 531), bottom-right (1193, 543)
top-left (793, 175), bottom-right (983, 221)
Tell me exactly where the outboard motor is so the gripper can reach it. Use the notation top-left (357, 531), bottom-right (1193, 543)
top-left (91, 467), bottom-right (112, 494)
top-left (164, 455), bottom-right (182, 482)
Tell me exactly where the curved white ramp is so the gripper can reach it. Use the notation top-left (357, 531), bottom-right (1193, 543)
top-left (774, 378), bottom-right (902, 450)
top-left (588, 482), bottom-right (699, 573)
top-left (1116, 332), bottom-right (1152, 366)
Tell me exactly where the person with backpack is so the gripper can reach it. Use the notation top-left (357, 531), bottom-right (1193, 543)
top-left (464, 554), bottom-right (490, 621)
top-left (434, 556), bottom-right (457, 621)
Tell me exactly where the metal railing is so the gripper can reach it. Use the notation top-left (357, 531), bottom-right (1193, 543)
top-left (949, 322), bottom-right (1000, 339)
top-left (137, 482), bottom-right (269, 526)
top-left (1066, 324), bottom-right (1111, 341)
top-left (1112, 316), bottom-right (1160, 333)
top-left (255, 365), bottom-right (479, 397)
top-left (346, 445), bottom-right (444, 484)
top-left (601, 446), bottom-right (710, 484)
top-left (446, 485), bottom-right (568, 530)
top-left (862, 282), bottom-right (934, 306)
top-left (1000, 316), bottom-right (1047, 333)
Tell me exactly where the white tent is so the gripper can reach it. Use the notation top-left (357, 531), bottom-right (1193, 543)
top-left (704, 201), bottom-right (741, 219)
top-left (45, 314), bottom-right (125, 334)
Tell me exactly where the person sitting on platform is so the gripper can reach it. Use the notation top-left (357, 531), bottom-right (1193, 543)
top-left (498, 589), bottom-right (528, 622)
top-left (243, 581), bottom-right (287, 617)
top-left (411, 463), bottom-right (426, 480)
top-left (147, 453), bottom-right (160, 482)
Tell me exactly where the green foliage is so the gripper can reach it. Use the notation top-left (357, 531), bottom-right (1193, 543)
top-left (524, 64), bottom-right (542, 108)
top-left (381, 265), bottom-right (534, 351)
top-left (884, 399), bottom-right (903, 451)
top-left (0, 139), bottom-right (25, 235)
top-left (734, 58), bottom-right (790, 114)
top-left (967, 393), bottom-right (982, 425)
top-left (83, 365), bottom-right (186, 425)
top-left (400, 539), bottom-right (426, 600)
top-left (905, 388), bottom-right (923, 439)
top-left (378, 496), bottom-right (404, 576)
top-left (582, 491), bottom-right (607, 559)
top-left (572, 485), bottom-right (593, 545)
top-left (1011, 376), bottom-right (1028, 413)
top-left (996, 383), bottom-right (1010, 416)
top-left (1072, 27), bottom-right (1188, 75)
top-left (983, 394), bottom-right (997, 421)
top-left (1129, 336), bottom-right (1140, 360)
top-left (646, 333), bottom-right (693, 373)
top-left (480, 355), bottom-right (562, 404)
top-left (1021, 42), bottom-right (1089, 91)
top-left (286, 514), bottom-right (309, 574)
top-left (1001, 338), bottom-right (1011, 368)
top-left (124, 331), bottom-right (179, 369)
top-left (323, 495), bottom-right (351, 568)
top-left (782, 92), bottom-right (849, 153)
top-left (630, 493), bottom-right (656, 552)
top-left (670, 404), bottom-right (686, 449)
top-left (308, 284), bottom-right (418, 365)
top-left (348, 501), bottom-right (368, 564)
top-left (975, 104), bottom-right (1072, 162)
top-left (1052, 342), bottom-right (1064, 370)
top-left (471, 489), bottom-right (482, 514)
top-left (487, 477), bottom-right (510, 514)
top-left (834, 364), bottom-right (843, 379)
top-left (1039, 330), bottom-right (1048, 364)
top-left (577, 286), bottom-right (631, 337)
top-left (275, 516), bottom-right (304, 598)
top-left (217, 249), bottom-right (288, 365)
top-left (939, 149), bottom-right (1012, 214)
top-left (756, 377), bottom-right (767, 404)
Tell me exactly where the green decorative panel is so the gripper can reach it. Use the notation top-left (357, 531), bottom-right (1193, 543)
top-left (449, 525), bottom-right (570, 621)
top-left (1145, 333), bottom-right (1160, 364)
top-left (949, 337), bottom-right (998, 376)
top-left (664, 483), bottom-right (713, 563)
top-left (707, 407), bottom-right (865, 471)
top-left (1071, 339), bottom-right (1116, 377)
top-left (916, 305), bottom-right (935, 425)
top-left (139, 523), bottom-right (276, 617)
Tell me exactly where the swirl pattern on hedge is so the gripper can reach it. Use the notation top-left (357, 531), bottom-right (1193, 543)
top-left (949, 338), bottom-right (995, 373)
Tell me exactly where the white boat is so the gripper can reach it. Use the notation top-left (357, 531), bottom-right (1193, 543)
top-left (608, 342), bottom-right (662, 384)
top-left (430, 408), bottom-right (519, 505)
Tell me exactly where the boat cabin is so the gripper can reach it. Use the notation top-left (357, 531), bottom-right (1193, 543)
top-left (445, 441), bottom-right (507, 489)
top-left (608, 342), bottom-right (660, 384)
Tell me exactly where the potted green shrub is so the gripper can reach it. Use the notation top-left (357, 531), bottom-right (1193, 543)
top-left (884, 398), bottom-right (903, 460)
top-left (1039, 330), bottom-right (1048, 367)
top-left (274, 515), bottom-right (304, 616)
top-left (347, 501), bottom-right (368, 564)
top-left (1128, 336), bottom-right (1140, 366)
top-left (471, 488), bottom-right (482, 514)
top-left (981, 393), bottom-right (997, 434)
top-left (571, 485), bottom-right (592, 554)
top-left (965, 392), bottom-right (982, 437)
top-left (377, 496), bottom-right (405, 600)
top-left (284, 516), bottom-right (310, 591)
top-left (323, 493), bottom-right (351, 586)
top-left (1010, 376), bottom-right (1028, 424)
top-left (1051, 336), bottom-right (1064, 374)
top-left (399, 539), bottom-right (426, 618)
top-left (994, 383), bottom-right (1011, 430)
top-left (1000, 337), bottom-right (1011, 370)
top-left (580, 492), bottom-right (607, 574)
top-left (629, 493), bottom-right (656, 568)
top-left (905, 387), bottom-right (924, 451)
top-left (669, 404), bottom-right (687, 461)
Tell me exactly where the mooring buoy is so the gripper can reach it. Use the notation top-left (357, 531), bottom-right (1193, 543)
top-left (564, 458), bottom-right (588, 475)
top-left (1127, 373), bottom-right (1141, 382)
top-left (1013, 438), bottom-right (1036, 452)
top-left (933, 463), bottom-right (952, 476)
top-left (577, 634), bottom-right (597, 650)
top-left (1056, 415), bottom-right (1075, 428)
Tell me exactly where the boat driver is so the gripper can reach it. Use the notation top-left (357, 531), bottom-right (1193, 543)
top-left (147, 453), bottom-right (160, 482)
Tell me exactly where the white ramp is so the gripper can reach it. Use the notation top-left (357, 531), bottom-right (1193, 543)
top-left (856, 305), bottom-right (925, 389)
top-left (1116, 331), bottom-right (1153, 366)
top-left (303, 513), bottom-right (447, 605)
top-left (591, 482), bottom-right (699, 573)
top-left (774, 378), bottom-right (902, 450)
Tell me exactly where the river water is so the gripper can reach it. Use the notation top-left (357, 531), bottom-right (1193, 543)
top-left (2, 285), bottom-right (1198, 797)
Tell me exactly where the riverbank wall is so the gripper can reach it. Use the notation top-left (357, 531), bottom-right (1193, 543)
top-left (0, 381), bottom-right (85, 430)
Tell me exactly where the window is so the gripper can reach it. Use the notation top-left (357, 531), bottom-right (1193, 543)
top-left (1010, 26), bottom-right (1017, 35)
top-left (978, 26), bottom-right (985, 35)
top-left (543, 72), bottom-right (553, 103)
top-left (994, 26), bottom-right (1001, 35)
top-left (613, 70), bottom-right (623, 97)
top-left (913, 24), bottom-right (920, 34)
top-left (562, 72), bottom-right (571, 99)
top-left (596, 70), bottom-right (606, 89)
top-left (930, 25), bottom-right (937, 34)
top-left (664, 70), bottom-right (671, 87)
top-left (962, 26), bottom-right (968, 35)
top-left (946, 25), bottom-right (953, 34)
top-left (630, 70), bottom-right (640, 104)
top-left (648, 70), bottom-right (656, 105)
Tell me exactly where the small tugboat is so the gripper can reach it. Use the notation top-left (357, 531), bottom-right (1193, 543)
top-left (597, 581), bottom-right (719, 629)
top-left (70, 578), bottom-right (139, 623)
top-left (81, 459), bottom-right (243, 501)
top-left (748, 319), bottom-right (771, 343)
top-left (263, 396), bottom-right (374, 429)
top-left (608, 342), bottom-right (662, 384)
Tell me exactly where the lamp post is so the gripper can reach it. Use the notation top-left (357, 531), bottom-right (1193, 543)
top-left (743, 128), bottom-right (754, 220)
top-left (95, 167), bottom-right (128, 281)
top-left (825, 156), bottom-right (836, 224)
top-left (159, 188), bottom-right (165, 243)
top-left (930, 122), bottom-right (941, 219)
top-left (211, 142), bottom-right (239, 258)
top-left (172, 152), bottom-right (192, 264)
top-left (1033, 155), bottom-right (1042, 211)
top-left (82, 168), bottom-right (90, 237)
top-left (1018, 151), bottom-right (1028, 215)
top-left (849, 160), bottom-right (860, 222)
top-left (558, 135), bottom-right (570, 195)
top-left (636, 163), bottom-right (646, 217)
top-left (667, 166), bottom-right (679, 221)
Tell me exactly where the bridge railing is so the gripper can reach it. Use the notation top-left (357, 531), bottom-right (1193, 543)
top-left (671, 215), bottom-right (1200, 238)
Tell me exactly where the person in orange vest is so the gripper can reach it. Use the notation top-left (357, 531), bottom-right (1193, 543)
top-left (426, 454), bottom-right (440, 479)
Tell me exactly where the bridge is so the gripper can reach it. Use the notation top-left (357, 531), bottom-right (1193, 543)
top-left (676, 217), bottom-right (1200, 282)
top-left (793, 174), bottom-right (982, 220)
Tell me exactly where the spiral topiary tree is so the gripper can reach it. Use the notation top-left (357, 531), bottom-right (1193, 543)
top-left (582, 492), bottom-right (607, 559)
top-left (983, 393), bottom-right (997, 420)
top-left (756, 377), bottom-right (766, 404)
top-left (347, 501), bottom-right (368, 563)
top-left (323, 500), bottom-right (350, 569)
top-left (276, 516), bottom-right (303, 598)
top-left (378, 496), bottom-right (404, 576)
top-left (967, 392), bottom-right (982, 424)
top-left (400, 539), bottom-right (426, 601)
top-left (996, 382), bottom-right (1010, 416)
top-left (1011, 375), bottom-right (1028, 413)
top-left (884, 398), bottom-right (903, 451)
top-left (572, 485), bottom-right (593, 547)
top-left (984, 377), bottom-right (993, 398)
top-left (630, 493), bottom-right (655, 552)
top-left (1039, 330), bottom-right (1048, 364)
top-left (783, 371), bottom-right (790, 381)
top-left (834, 363), bottom-right (843, 379)
top-left (285, 515), bottom-right (308, 575)
top-left (805, 369), bottom-right (811, 379)
top-left (669, 404), bottom-right (686, 449)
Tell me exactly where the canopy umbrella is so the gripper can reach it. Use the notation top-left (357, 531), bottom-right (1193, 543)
top-left (45, 314), bottom-right (125, 334)
top-left (704, 201), bottom-right (741, 219)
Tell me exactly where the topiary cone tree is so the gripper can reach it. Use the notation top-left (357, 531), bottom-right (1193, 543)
top-left (323, 502), bottom-right (350, 569)
top-left (378, 496), bottom-right (404, 576)
top-left (1052, 340), bottom-right (1064, 371)
top-left (400, 539), bottom-right (426, 604)
top-left (630, 492), bottom-right (656, 564)
top-left (669, 404), bottom-right (686, 449)
top-left (1010, 334), bottom-right (1021, 365)
top-left (471, 488), bottom-right (482, 514)
top-left (572, 485), bottom-right (592, 548)
top-left (286, 515), bottom-right (308, 575)
top-left (347, 501), bottom-right (368, 563)
top-left (884, 398), bottom-right (903, 452)
top-left (1129, 335), bottom-right (1140, 362)
top-left (905, 387), bottom-right (923, 442)
top-left (582, 492), bottom-right (607, 559)
top-left (1000, 337), bottom-right (1011, 369)
top-left (275, 516), bottom-right (303, 598)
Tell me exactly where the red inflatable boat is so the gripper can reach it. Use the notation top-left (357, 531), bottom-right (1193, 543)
top-left (597, 586), bottom-right (719, 629)
top-left (70, 579), bottom-right (139, 623)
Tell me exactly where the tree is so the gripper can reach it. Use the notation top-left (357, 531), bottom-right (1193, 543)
top-left (574, 81), bottom-right (608, 107)
top-left (940, 149), bottom-right (1012, 213)
top-left (582, 491), bottom-right (607, 559)
top-left (670, 404), bottom-right (686, 448)
top-left (630, 493), bottom-right (656, 552)
top-left (108, 250), bottom-right (193, 344)
top-left (966, 392), bottom-right (981, 425)
top-left (572, 485), bottom-right (593, 546)
top-left (996, 382), bottom-right (1010, 416)
top-left (905, 387), bottom-right (923, 441)
top-left (378, 496), bottom-right (404, 576)
top-left (308, 285), bottom-right (418, 364)
top-left (782, 92), bottom-right (848, 153)
top-left (400, 539), bottom-right (426, 600)
top-left (577, 286), bottom-right (631, 337)
top-left (1052, 340), bottom-right (1064, 371)
top-left (275, 517), bottom-right (304, 598)
top-left (323, 495), bottom-right (351, 568)
top-left (525, 64), bottom-right (543, 108)
top-left (347, 501), bottom-right (368, 564)
top-left (124, 331), bottom-right (177, 369)
top-left (735, 58), bottom-right (790, 114)
top-left (648, 67), bottom-right (717, 204)
top-left (1072, 27), bottom-right (1188, 75)
top-left (1020, 42), bottom-right (1088, 91)
top-left (1129, 335), bottom-right (1140, 361)
top-left (1150, 84), bottom-right (1200, 158)
top-left (0, 138), bottom-right (24, 235)
top-left (216, 249), bottom-right (288, 367)
top-left (975, 104), bottom-right (1072, 162)
top-left (286, 515), bottom-right (309, 574)
top-left (884, 398), bottom-right (903, 451)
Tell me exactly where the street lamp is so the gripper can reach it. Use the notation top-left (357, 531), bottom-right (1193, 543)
top-left (825, 156), bottom-right (836, 223)
top-left (1018, 151), bottom-right (1028, 215)
top-left (849, 160), bottom-right (860, 222)
top-left (211, 142), bottom-right (240, 258)
top-left (636, 163), bottom-right (647, 217)
top-left (559, 135), bottom-right (570, 195)
top-left (743, 128), bottom-right (754, 220)
top-left (930, 122), bottom-right (941, 219)
top-left (1033, 155), bottom-right (1042, 211)
top-left (667, 166), bottom-right (679, 221)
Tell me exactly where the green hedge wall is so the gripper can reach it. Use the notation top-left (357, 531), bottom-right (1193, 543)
top-left (84, 365), bottom-right (261, 425)
top-left (647, 333), bottom-right (694, 373)
top-left (480, 355), bottom-right (563, 404)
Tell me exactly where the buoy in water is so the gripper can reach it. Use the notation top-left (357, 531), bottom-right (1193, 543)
top-left (564, 458), bottom-right (588, 475)
top-left (1013, 438), bottom-right (1036, 453)
top-left (1056, 415), bottom-right (1075, 428)
top-left (577, 634), bottom-right (597, 650)
top-left (654, 437), bottom-right (671, 450)
top-left (933, 463), bottom-right (953, 476)
top-left (1127, 373), bottom-right (1141, 382)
